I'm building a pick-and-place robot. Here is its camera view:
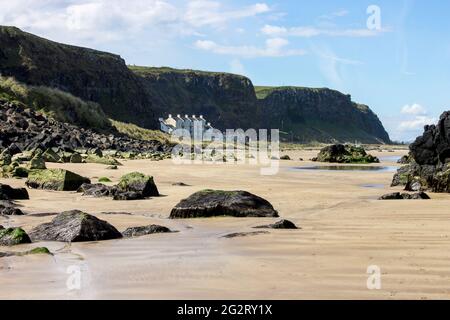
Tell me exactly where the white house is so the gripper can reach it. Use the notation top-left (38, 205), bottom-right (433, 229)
top-left (159, 113), bottom-right (215, 139)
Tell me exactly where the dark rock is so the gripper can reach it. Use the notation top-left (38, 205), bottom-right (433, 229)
top-left (170, 190), bottom-right (279, 218)
top-left (78, 183), bottom-right (116, 197)
top-left (172, 182), bottom-right (190, 186)
top-left (113, 191), bottom-right (144, 201)
top-left (0, 227), bottom-right (32, 246)
top-left (222, 231), bottom-right (269, 238)
top-left (280, 155), bottom-right (291, 160)
top-left (1, 207), bottom-right (24, 215)
top-left (254, 219), bottom-right (298, 229)
top-left (29, 210), bottom-right (122, 242)
top-left (0, 183), bottom-right (29, 200)
top-left (398, 154), bottom-right (412, 164)
top-left (106, 165), bottom-right (118, 170)
top-left (378, 192), bottom-right (430, 200)
top-left (26, 169), bottom-right (90, 191)
top-left (313, 144), bottom-right (379, 164)
top-left (122, 225), bottom-right (172, 237)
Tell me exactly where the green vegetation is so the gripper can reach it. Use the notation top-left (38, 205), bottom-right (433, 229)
top-left (98, 177), bottom-right (112, 183)
top-left (254, 86), bottom-right (326, 99)
top-left (128, 65), bottom-right (247, 78)
top-left (0, 76), bottom-right (111, 129)
top-left (110, 119), bottom-right (172, 145)
top-left (118, 172), bottom-right (153, 189)
top-left (27, 247), bottom-right (52, 255)
top-left (26, 168), bottom-right (90, 191)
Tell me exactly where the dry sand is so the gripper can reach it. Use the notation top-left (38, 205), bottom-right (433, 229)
top-left (1, 149), bottom-right (450, 300)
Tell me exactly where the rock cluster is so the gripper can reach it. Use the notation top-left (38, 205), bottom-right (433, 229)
top-left (0, 99), bottom-right (170, 155)
top-left (169, 190), bottom-right (279, 218)
top-left (312, 144), bottom-right (379, 164)
top-left (392, 111), bottom-right (450, 193)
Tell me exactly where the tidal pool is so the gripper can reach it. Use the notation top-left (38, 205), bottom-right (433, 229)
top-left (291, 165), bottom-right (398, 173)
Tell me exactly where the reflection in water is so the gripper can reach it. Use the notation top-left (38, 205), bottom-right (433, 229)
top-left (292, 165), bottom-right (398, 173)
top-left (360, 184), bottom-right (385, 189)
top-left (379, 156), bottom-right (401, 163)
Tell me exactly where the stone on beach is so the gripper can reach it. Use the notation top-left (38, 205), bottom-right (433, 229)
top-left (26, 168), bottom-right (90, 191)
top-left (122, 225), bottom-right (172, 238)
top-left (254, 219), bottom-right (299, 229)
top-left (170, 190), bottom-right (279, 218)
top-left (0, 227), bottom-right (32, 246)
top-left (29, 210), bottom-right (122, 242)
top-left (0, 183), bottom-right (29, 200)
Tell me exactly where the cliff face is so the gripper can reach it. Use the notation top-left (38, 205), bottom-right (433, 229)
top-left (256, 87), bottom-right (390, 143)
top-left (0, 26), bottom-right (156, 128)
top-left (0, 26), bottom-right (391, 143)
top-left (130, 67), bottom-right (260, 130)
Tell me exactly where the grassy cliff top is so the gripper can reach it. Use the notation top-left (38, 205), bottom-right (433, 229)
top-left (128, 65), bottom-right (249, 79)
top-left (254, 86), bottom-right (345, 99)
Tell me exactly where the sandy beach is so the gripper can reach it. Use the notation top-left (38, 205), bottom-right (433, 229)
top-left (2, 149), bottom-right (450, 300)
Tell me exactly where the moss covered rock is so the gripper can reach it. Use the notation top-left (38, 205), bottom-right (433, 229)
top-left (117, 172), bottom-right (159, 197)
top-left (26, 168), bottom-right (90, 191)
top-left (28, 155), bottom-right (46, 170)
top-left (69, 153), bottom-right (83, 163)
top-left (0, 227), bottom-right (32, 246)
top-left (170, 189), bottom-right (279, 218)
top-left (12, 166), bottom-right (29, 178)
top-left (85, 155), bottom-right (122, 166)
top-left (313, 144), bottom-right (379, 164)
top-left (98, 177), bottom-right (112, 183)
top-left (42, 148), bottom-right (62, 163)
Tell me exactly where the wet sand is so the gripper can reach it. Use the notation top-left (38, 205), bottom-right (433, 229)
top-left (2, 149), bottom-right (450, 300)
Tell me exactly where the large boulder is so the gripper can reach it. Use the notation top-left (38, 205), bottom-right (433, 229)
top-left (410, 111), bottom-right (450, 166)
top-left (29, 210), bottom-right (122, 242)
top-left (117, 172), bottom-right (159, 197)
top-left (28, 154), bottom-right (46, 170)
top-left (312, 144), bottom-right (379, 164)
top-left (0, 227), bottom-right (32, 246)
top-left (26, 169), bottom-right (90, 191)
top-left (0, 183), bottom-right (29, 200)
top-left (122, 225), bottom-right (172, 238)
top-left (170, 190), bottom-right (279, 218)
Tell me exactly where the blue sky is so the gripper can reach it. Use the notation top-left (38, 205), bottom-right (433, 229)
top-left (1, 0), bottom-right (449, 142)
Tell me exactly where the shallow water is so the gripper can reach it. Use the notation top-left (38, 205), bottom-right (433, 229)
top-left (291, 165), bottom-right (398, 173)
top-left (379, 155), bottom-right (401, 163)
top-left (360, 184), bottom-right (385, 189)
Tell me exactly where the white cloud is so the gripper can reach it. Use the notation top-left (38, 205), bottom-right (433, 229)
top-left (261, 24), bottom-right (389, 38)
top-left (0, 0), bottom-right (271, 43)
top-left (401, 103), bottom-right (427, 115)
top-left (312, 45), bottom-right (362, 90)
top-left (399, 116), bottom-right (436, 130)
top-left (195, 38), bottom-right (306, 58)
top-left (185, 1), bottom-right (269, 28)
top-left (229, 59), bottom-right (246, 75)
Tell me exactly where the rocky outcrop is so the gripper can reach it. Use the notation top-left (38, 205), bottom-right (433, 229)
top-left (0, 99), bottom-right (169, 154)
top-left (379, 192), bottom-right (430, 200)
top-left (170, 190), bottom-right (279, 218)
top-left (312, 144), bottom-right (379, 164)
top-left (29, 210), bottom-right (122, 242)
top-left (0, 183), bottom-right (29, 200)
top-left (222, 231), bottom-right (269, 238)
top-left (26, 169), bottom-right (90, 191)
top-left (391, 111), bottom-right (450, 193)
top-left (0, 227), bottom-right (31, 246)
top-left (122, 225), bottom-right (172, 238)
